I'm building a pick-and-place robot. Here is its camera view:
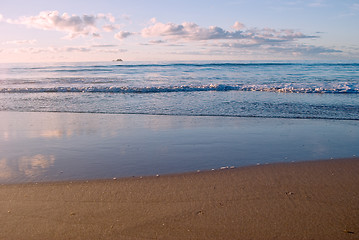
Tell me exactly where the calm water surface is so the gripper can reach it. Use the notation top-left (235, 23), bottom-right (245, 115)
top-left (0, 61), bottom-right (358, 183)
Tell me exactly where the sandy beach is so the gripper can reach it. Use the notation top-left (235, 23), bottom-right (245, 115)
top-left (0, 158), bottom-right (358, 240)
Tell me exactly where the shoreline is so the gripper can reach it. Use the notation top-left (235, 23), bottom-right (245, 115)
top-left (2, 111), bottom-right (359, 184)
top-left (1, 158), bottom-right (358, 239)
top-left (3, 109), bottom-right (359, 121)
top-left (1, 157), bottom-right (358, 185)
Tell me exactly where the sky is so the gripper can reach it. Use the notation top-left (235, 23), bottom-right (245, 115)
top-left (0, 0), bottom-right (359, 62)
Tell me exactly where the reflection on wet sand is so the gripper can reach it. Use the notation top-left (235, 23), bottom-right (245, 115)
top-left (0, 111), bottom-right (358, 184)
top-left (18, 154), bottom-right (55, 176)
top-left (0, 155), bottom-right (55, 182)
top-left (40, 130), bottom-right (70, 139)
top-left (0, 111), bottom-right (191, 183)
top-left (0, 111), bottom-right (214, 142)
top-left (0, 158), bottom-right (13, 179)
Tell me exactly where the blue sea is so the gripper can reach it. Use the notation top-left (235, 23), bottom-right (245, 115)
top-left (1, 61), bottom-right (359, 119)
top-left (0, 61), bottom-right (358, 183)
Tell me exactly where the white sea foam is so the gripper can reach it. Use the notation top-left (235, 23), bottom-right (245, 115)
top-left (0, 83), bottom-right (358, 94)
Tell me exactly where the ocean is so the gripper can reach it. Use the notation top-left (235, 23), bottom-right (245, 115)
top-left (1, 61), bottom-right (359, 119)
top-left (0, 61), bottom-right (358, 183)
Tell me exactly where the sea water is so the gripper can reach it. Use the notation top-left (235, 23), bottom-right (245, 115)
top-left (0, 61), bottom-right (358, 183)
top-left (1, 61), bottom-right (359, 119)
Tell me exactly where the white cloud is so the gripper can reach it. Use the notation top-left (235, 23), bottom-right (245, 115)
top-left (91, 44), bottom-right (118, 48)
top-left (63, 46), bottom-right (92, 52)
top-left (114, 31), bottom-right (134, 40)
top-left (150, 40), bottom-right (166, 44)
top-left (2, 12), bottom-right (345, 60)
top-left (350, 3), bottom-right (359, 13)
top-left (142, 22), bottom-right (239, 40)
top-left (13, 11), bottom-right (97, 38)
top-left (8, 11), bottom-right (119, 39)
top-left (141, 20), bottom-right (317, 43)
top-left (140, 20), bottom-right (343, 59)
top-left (150, 17), bottom-right (157, 24)
top-left (3, 39), bottom-right (37, 45)
top-left (308, 0), bottom-right (327, 7)
top-left (232, 21), bottom-right (245, 31)
top-left (1, 45), bottom-right (128, 55)
top-left (337, 3), bottom-right (359, 17)
top-left (268, 44), bottom-right (342, 55)
top-left (99, 48), bottom-right (127, 54)
top-left (97, 13), bottom-right (116, 23)
top-left (352, 3), bottom-right (359, 10)
top-left (138, 20), bottom-right (342, 58)
top-left (220, 40), bottom-right (341, 55)
top-left (103, 24), bottom-right (119, 32)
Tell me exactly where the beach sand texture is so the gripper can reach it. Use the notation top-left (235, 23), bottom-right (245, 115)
top-left (1, 158), bottom-right (358, 240)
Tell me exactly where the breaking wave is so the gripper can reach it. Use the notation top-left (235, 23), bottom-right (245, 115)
top-left (1, 83), bottom-right (358, 94)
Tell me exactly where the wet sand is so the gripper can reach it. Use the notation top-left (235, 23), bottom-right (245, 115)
top-left (1, 158), bottom-right (358, 240)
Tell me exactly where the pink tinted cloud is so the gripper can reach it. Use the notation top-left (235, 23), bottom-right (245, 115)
top-left (232, 21), bottom-right (245, 30)
top-left (114, 31), bottom-right (134, 40)
top-left (141, 21), bottom-right (316, 43)
top-left (3, 39), bottom-right (37, 45)
top-left (141, 21), bottom-right (241, 40)
top-left (9, 11), bottom-right (117, 39)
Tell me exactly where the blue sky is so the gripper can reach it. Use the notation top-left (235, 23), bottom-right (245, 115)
top-left (0, 0), bottom-right (358, 62)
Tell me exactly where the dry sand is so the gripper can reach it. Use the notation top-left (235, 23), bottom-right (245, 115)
top-left (1, 158), bottom-right (358, 240)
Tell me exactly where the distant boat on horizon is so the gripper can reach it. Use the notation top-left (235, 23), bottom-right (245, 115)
top-left (113, 58), bottom-right (123, 62)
